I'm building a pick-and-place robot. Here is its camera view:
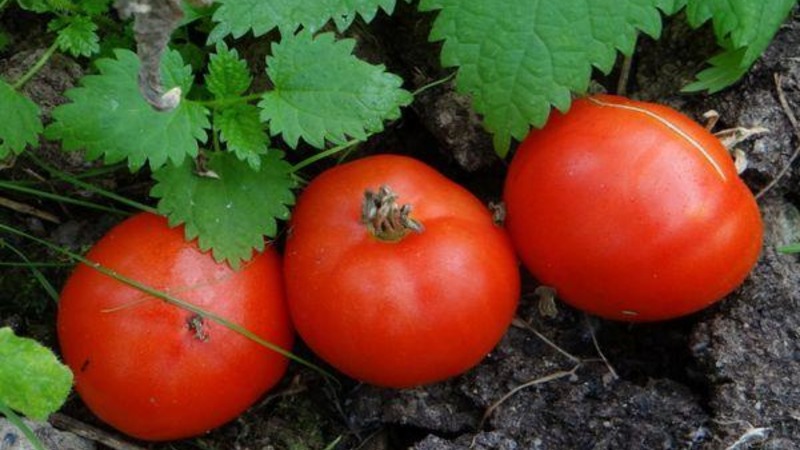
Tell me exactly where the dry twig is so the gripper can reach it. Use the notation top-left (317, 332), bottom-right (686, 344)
top-left (755, 73), bottom-right (800, 200)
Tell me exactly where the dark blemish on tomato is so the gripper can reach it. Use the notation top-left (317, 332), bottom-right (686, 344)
top-left (187, 314), bottom-right (210, 342)
top-left (80, 358), bottom-right (90, 372)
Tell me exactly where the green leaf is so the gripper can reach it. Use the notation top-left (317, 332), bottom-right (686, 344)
top-left (53, 16), bottom-right (100, 57)
top-left (79, 0), bottom-right (112, 15)
top-left (46, 49), bottom-right (210, 171)
top-left (684, 0), bottom-right (796, 93)
top-left (208, 0), bottom-right (397, 42)
top-left (151, 151), bottom-right (295, 268)
top-left (16, 0), bottom-right (51, 13)
top-left (216, 104), bottom-right (269, 171)
top-left (0, 80), bottom-right (42, 159)
top-left (0, 327), bottom-right (73, 421)
top-left (419, 0), bottom-right (678, 156)
top-left (205, 42), bottom-right (251, 99)
top-left (259, 30), bottom-right (412, 149)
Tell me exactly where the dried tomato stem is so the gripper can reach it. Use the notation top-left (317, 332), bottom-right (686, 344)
top-left (362, 185), bottom-right (424, 242)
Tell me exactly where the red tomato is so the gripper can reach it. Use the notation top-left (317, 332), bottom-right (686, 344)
top-left (504, 95), bottom-right (763, 322)
top-left (284, 155), bottom-right (520, 388)
top-left (57, 212), bottom-right (293, 441)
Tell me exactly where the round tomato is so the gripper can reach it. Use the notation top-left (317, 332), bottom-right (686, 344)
top-left (284, 155), bottom-right (520, 388)
top-left (504, 95), bottom-right (763, 322)
top-left (57, 212), bottom-right (293, 441)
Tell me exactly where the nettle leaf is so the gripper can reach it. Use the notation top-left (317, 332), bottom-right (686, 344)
top-left (0, 327), bottom-right (73, 420)
top-left (419, 0), bottom-right (680, 156)
top-left (217, 105), bottom-right (269, 171)
top-left (259, 30), bottom-right (412, 149)
top-left (205, 42), bottom-right (251, 99)
top-left (0, 80), bottom-right (42, 159)
top-left (151, 151), bottom-right (295, 269)
top-left (208, 0), bottom-right (398, 42)
top-left (684, 0), bottom-right (796, 93)
top-left (53, 16), bottom-right (100, 57)
top-left (46, 49), bottom-right (210, 171)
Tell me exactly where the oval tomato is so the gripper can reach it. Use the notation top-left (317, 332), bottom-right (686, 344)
top-left (504, 95), bottom-right (763, 322)
top-left (57, 212), bottom-right (293, 441)
top-left (284, 155), bottom-right (520, 388)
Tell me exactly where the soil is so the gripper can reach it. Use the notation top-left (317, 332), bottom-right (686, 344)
top-left (1, 3), bottom-right (799, 450)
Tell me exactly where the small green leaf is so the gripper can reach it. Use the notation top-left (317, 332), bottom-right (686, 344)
top-left (53, 16), bottom-right (100, 57)
top-left (151, 152), bottom-right (295, 268)
top-left (16, 0), bottom-right (51, 13)
top-left (216, 104), bottom-right (269, 171)
top-left (419, 0), bottom-right (677, 156)
top-left (259, 30), bottom-right (412, 149)
top-left (0, 79), bottom-right (42, 159)
top-left (79, 0), bottom-right (112, 15)
top-left (208, 0), bottom-right (397, 42)
top-left (684, 0), bottom-right (796, 93)
top-left (46, 49), bottom-right (210, 171)
top-left (0, 327), bottom-right (73, 421)
top-left (205, 42), bottom-right (251, 99)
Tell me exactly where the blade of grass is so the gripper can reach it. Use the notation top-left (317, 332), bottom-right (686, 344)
top-left (0, 181), bottom-right (128, 216)
top-left (291, 139), bottom-right (361, 173)
top-left (0, 400), bottom-right (48, 450)
top-left (25, 154), bottom-right (156, 214)
top-left (0, 222), bottom-right (337, 383)
top-left (0, 240), bottom-right (59, 303)
top-left (779, 243), bottom-right (800, 254)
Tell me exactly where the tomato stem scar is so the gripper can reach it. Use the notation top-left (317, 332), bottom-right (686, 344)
top-left (587, 97), bottom-right (728, 182)
top-left (362, 185), bottom-right (424, 242)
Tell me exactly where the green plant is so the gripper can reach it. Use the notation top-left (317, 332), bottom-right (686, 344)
top-left (503, 95), bottom-right (764, 322)
top-left (1, 0), bottom-right (795, 268)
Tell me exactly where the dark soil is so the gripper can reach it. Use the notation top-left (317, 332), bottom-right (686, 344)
top-left (1, 4), bottom-right (799, 450)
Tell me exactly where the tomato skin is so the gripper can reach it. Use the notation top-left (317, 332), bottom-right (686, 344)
top-left (57, 212), bottom-right (293, 441)
top-left (284, 155), bottom-right (520, 388)
top-left (504, 95), bottom-right (763, 322)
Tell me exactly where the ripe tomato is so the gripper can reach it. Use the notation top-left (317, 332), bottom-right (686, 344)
top-left (284, 155), bottom-right (520, 388)
top-left (504, 95), bottom-right (763, 322)
top-left (57, 212), bottom-right (293, 441)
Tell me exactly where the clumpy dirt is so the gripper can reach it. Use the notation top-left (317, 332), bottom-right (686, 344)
top-left (1, 3), bottom-right (800, 450)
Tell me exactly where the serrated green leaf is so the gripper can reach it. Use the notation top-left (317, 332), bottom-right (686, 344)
top-left (419, 0), bottom-right (678, 156)
top-left (259, 30), bottom-right (412, 149)
top-left (682, 45), bottom-right (749, 93)
top-left (16, 0), bottom-right (51, 13)
top-left (205, 42), bottom-right (251, 99)
top-left (0, 328), bottom-right (73, 421)
top-left (216, 104), bottom-right (269, 170)
top-left (0, 80), bottom-right (42, 159)
top-left (80, 0), bottom-right (111, 15)
top-left (684, 0), bottom-right (796, 93)
top-left (46, 49), bottom-right (210, 171)
top-left (151, 152), bottom-right (294, 268)
top-left (208, 0), bottom-right (397, 42)
top-left (54, 16), bottom-right (100, 57)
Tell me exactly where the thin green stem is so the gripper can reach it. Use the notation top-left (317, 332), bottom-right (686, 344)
top-left (291, 139), bottom-right (361, 173)
top-left (0, 180), bottom-right (128, 216)
top-left (1, 240), bottom-right (59, 302)
top-left (196, 93), bottom-right (264, 109)
top-left (26, 154), bottom-right (156, 214)
top-left (0, 261), bottom-right (71, 268)
top-left (0, 223), bottom-right (337, 384)
top-left (0, 401), bottom-right (48, 450)
top-left (779, 243), bottom-right (800, 254)
top-left (412, 72), bottom-right (456, 97)
top-left (12, 40), bottom-right (58, 90)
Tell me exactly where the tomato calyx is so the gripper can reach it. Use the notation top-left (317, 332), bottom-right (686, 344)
top-left (361, 185), bottom-right (424, 242)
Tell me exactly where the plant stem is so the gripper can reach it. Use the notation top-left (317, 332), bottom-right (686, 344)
top-left (0, 223), bottom-right (337, 384)
top-left (196, 93), bottom-right (264, 109)
top-left (12, 40), bottom-right (58, 90)
top-left (412, 72), bottom-right (456, 97)
top-left (26, 154), bottom-right (156, 214)
top-left (0, 0), bottom-right (10, 13)
top-left (0, 401), bottom-right (48, 450)
top-left (291, 139), bottom-right (361, 172)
